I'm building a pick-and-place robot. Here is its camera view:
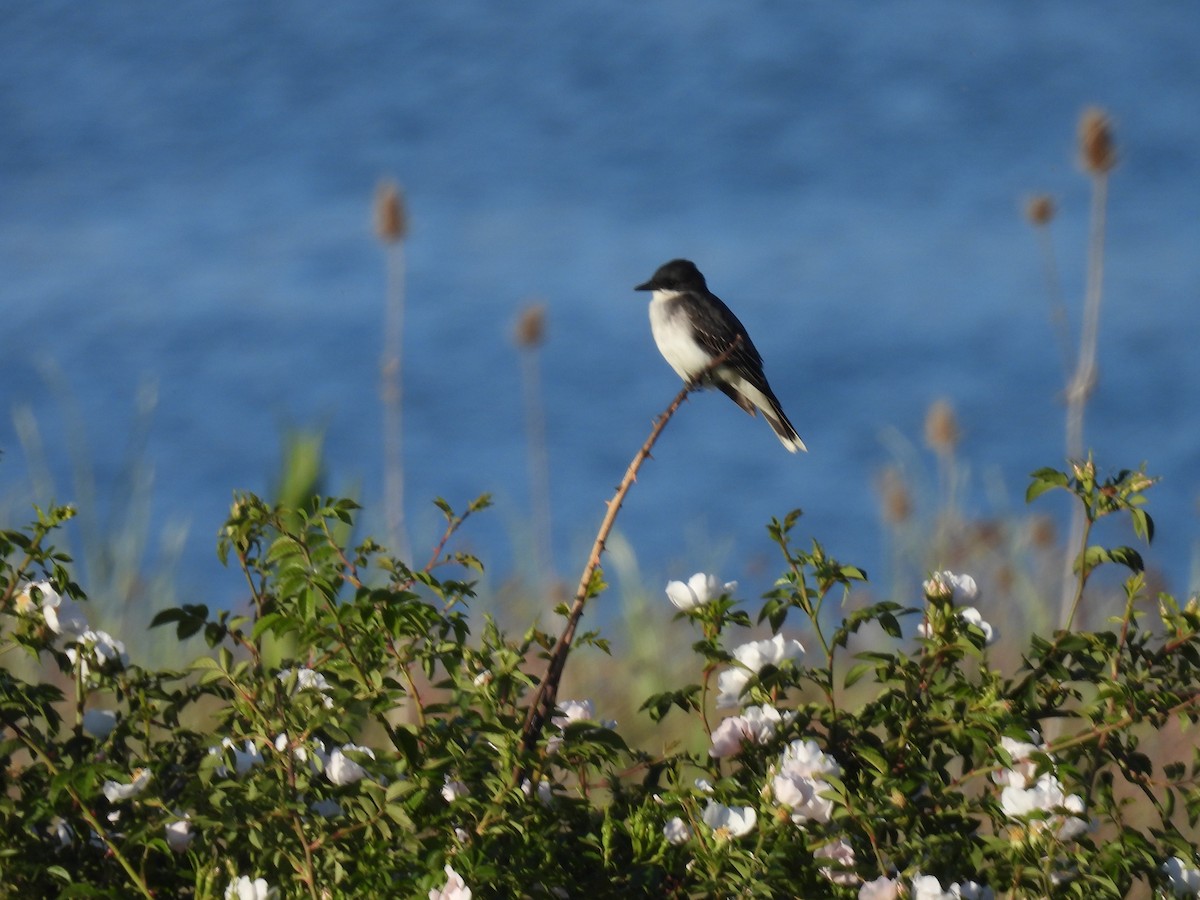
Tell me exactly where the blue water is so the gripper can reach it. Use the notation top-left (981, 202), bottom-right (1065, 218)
top-left (3, 2), bottom-right (1199, 618)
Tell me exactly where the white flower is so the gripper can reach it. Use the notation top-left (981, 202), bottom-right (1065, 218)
top-left (429, 863), bottom-right (472, 900)
top-left (923, 571), bottom-right (978, 603)
top-left (165, 816), bottom-right (193, 853)
top-left (992, 732), bottom-right (1046, 788)
top-left (716, 634), bottom-right (805, 709)
top-left (815, 838), bottom-right (857, 886)
top-left (859, 875), bottom-right (900, 900)
top-left (917, 606), bottom-right (997, 646)
top-left (693, 778), bottom-right (714, 794)
top-left (225, 876), bottom-right (278, 900)
top-left (1162, 857), bottom-right (1200, 896)
top-left (772, 770), bottom-right (834, 824)
top-left (708, 705), bottom-right (783, 758)
top-left (66, 629), bottom-right (128, 678)
top-left (780, 738), bottom-right (841, 779)
top-left (16, 581), bottom-right (89, 639)
top-left (442, 778), bottom-right (470, 802)
top-left (666, 572), bottom-right (736, 611)
top-left (958, 607), bottom-right (996, 645)
top-left (210, 738), bottom-right (264, 777)
top-left (701, 801), bottom-right (756, 839)
top-left (551, 699), bottom-right (595, 728)
top-left (1000, 773), bottom-right (1087, 841)
top-left (102, 768), bottom-right (151, 803)
top-left (912, 874), bottom-right (951, 900)
top-left (277, 667), bottom-right (335, 708)
top-left (663, 816), bottom-right (691, 845)
top-left (773, 739), bottom-right (840, 825)
top-left (549, 698), bottom-right (613, 753)
top-left (326, 744), bottom-right (374, 786)
top-left (949, 882), bottom-right (994, 900)
top-left (82, 708), bottom-right (118, 740)
top-left (521, 778), bottom-right (554, 806)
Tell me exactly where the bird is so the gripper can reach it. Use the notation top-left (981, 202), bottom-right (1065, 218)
top-left (635, 258), bottom-right (806, 453)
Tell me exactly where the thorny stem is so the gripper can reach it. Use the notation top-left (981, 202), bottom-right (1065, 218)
top-left (517, 339), bottom-right (744, 761)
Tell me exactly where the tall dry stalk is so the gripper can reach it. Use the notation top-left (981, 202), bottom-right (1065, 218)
top-left (375, 181), bottom-right (411, 563)
top-left (515, 303), bottom-right (554, 592)
top-left (1058, 108), bottom-right (1117, 626)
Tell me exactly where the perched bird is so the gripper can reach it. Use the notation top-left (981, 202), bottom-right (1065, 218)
top-left (635, 259), bottom-right (806, 453)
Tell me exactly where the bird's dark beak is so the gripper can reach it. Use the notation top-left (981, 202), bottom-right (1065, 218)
top-left (634, 278), bottom-right (655, 291)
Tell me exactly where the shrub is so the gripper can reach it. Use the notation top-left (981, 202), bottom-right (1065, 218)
top-left (2, 458), bottom-right (1199, 898)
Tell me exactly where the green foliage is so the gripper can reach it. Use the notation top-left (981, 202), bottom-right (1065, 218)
top-left (1, 463), bottom-right (1199, 898)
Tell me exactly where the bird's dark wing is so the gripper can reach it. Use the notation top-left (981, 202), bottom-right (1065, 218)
top-left (674, 290), bottom-right (765, 373)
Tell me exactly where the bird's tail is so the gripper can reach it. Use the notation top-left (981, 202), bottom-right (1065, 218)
top-left (722, 379), bottom-right (807, 453)
top-left (761, 399), bottom-right (806, 453)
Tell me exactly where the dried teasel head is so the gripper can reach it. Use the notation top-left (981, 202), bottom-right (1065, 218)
top-left (1025, 194), bottom-right (1056, 226)
top-left (1078, 107), bottom-right (1117, 176)
top-left (374, 181), bottom-right (407, 243)
top-left (878, 466), bottom-right (913, 525)
top-left (515, 303), bottom-right (547, 348)
top-left (924, 398), bottom-right (961, 455)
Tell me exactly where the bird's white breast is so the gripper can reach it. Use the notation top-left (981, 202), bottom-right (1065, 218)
top-left (648, 290), bottom-right (715, 381)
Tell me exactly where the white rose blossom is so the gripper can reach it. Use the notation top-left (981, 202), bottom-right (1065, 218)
top-left (912, 874), bottom-right (952, 900)
top-left (922, 571), bottom-right (978, 603)
top-left (917, 606), bottom-right (996, 646)
top-left (520, 778), bottom-right (554, 806)
top-left (992, 732), bottom-right (1047, 788)
top-left (772, 739), bottom-right (841, 825)
top-left (15, 581), bottom-right (90, 639)
top-left (716, 634), bottom-right (805, 709)
top-left (999, 773), bottom-right (1088, 841)
top-left (276, 667), bottom-right (335, 708)
top-left (701, 801), bottom-right (756, 839)
top-left (225, 876), bottom-right (279, 900)
top-left (815, 838), bottom-right (858, 886)
top-left (102, 768), bottom-right (151, 803)
top-left (210, 738), bottom-right (264, 777)
top-left (858, 875), bottom-right (900, 900)
top-left (1162, 857), bottom-right (1200, 896)
top-left (165, 815), bottom-right (194, 853)
top-left (548, 698), bottom-right (615, 753)
top-left (708, 705), bottom-right (783, 758)
top-left (442, 777), bottom-right (470, 803)
top-left (429, 863), bottom-right (472, 900)
top-left (326, 743), bottom-right (374, 786)
top-left (66, 629), bottom-right (128, 678)
top-left (665, 572), bottom-right (737, 611)
top-left (663, 816), bottom-right (691, 845)
top-left (551, 698), bottom-right (595, 729)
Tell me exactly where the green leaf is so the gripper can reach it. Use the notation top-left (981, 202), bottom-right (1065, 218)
top-left (1026, 467), bottom-right (1068, 503)
top-left (843, 662), bottom-right (872, 688)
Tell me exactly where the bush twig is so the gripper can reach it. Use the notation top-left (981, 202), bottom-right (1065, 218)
top-left (518, 338), bottom-right (743, 756)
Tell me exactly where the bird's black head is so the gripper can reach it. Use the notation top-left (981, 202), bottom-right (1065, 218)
top-left (635, 259), bottom-right (707, 292)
